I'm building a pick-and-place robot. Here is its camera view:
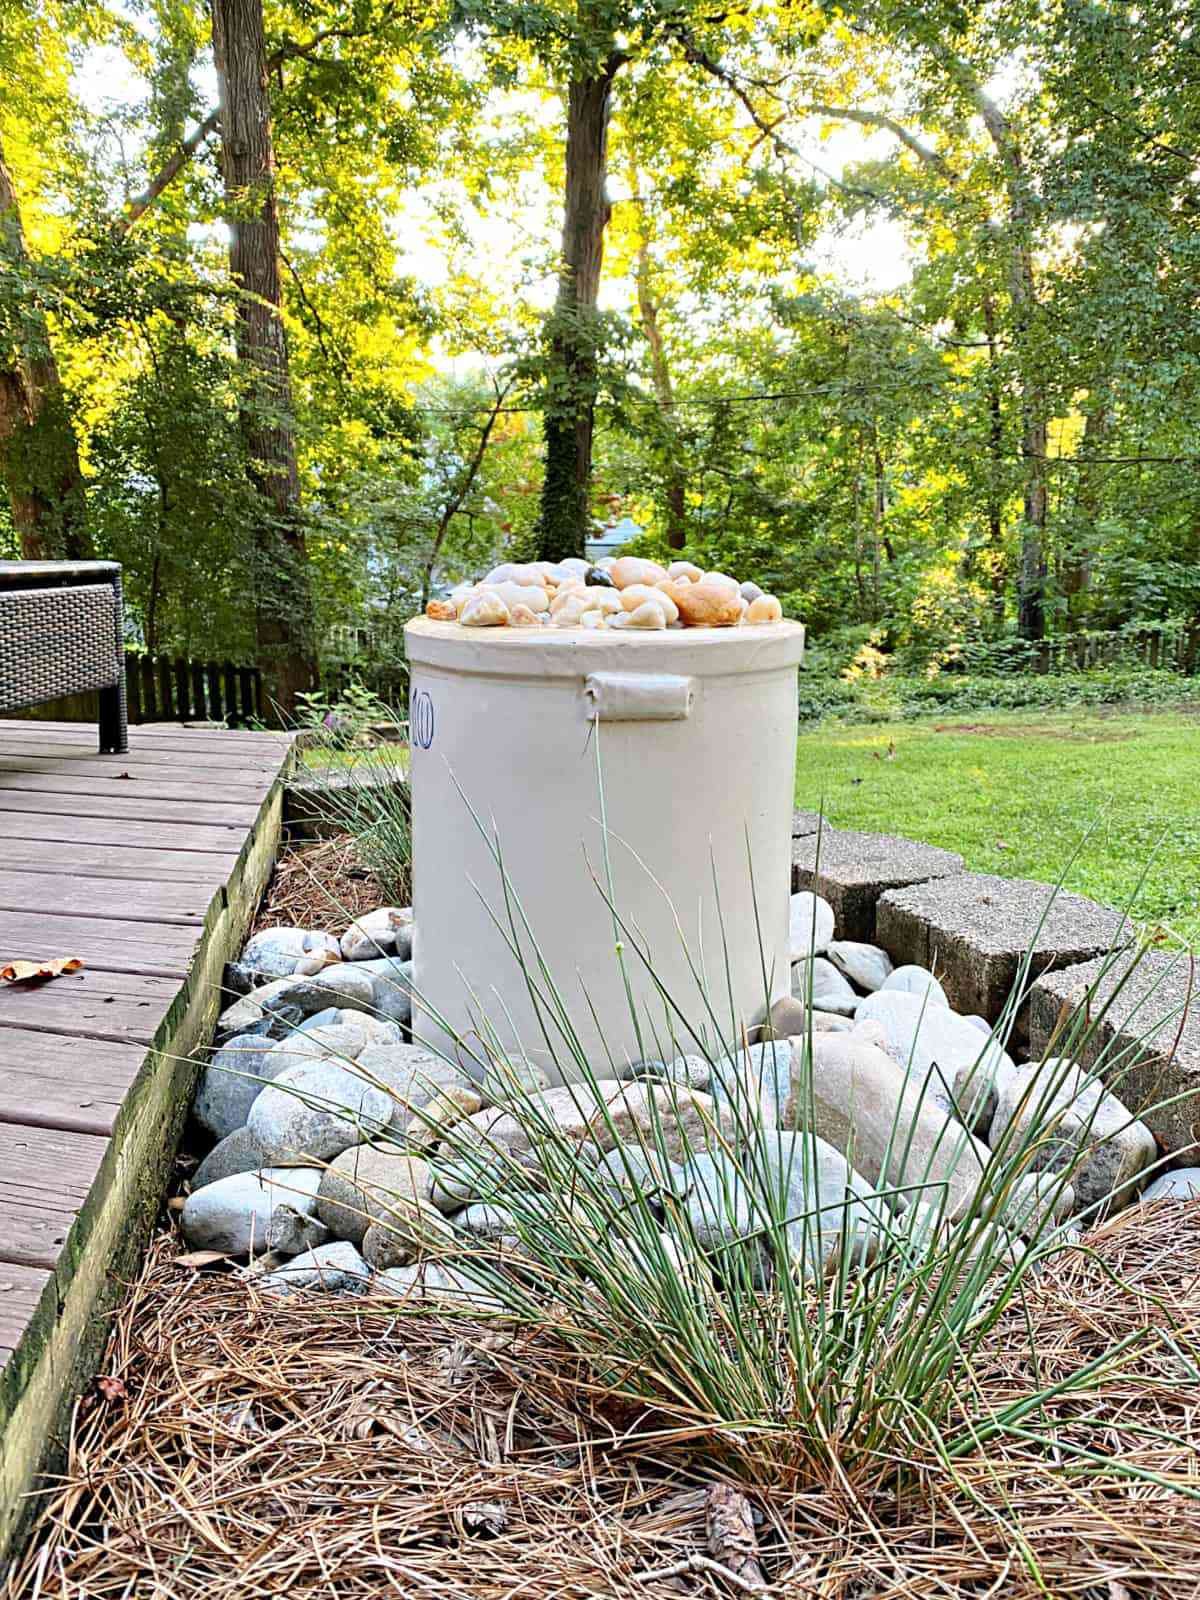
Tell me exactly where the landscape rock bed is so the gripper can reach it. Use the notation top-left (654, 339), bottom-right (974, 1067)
top-left (179, 863), bottom-right (1185, 1308)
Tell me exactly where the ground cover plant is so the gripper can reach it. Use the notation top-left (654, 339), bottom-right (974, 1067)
top-left (795, 706), bottom-right (1200, 947)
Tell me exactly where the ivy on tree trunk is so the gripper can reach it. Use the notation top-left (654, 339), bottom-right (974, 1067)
top-left (536, 54), bottom-right (624, 562)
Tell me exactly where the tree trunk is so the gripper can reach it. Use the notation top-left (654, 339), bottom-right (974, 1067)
top-left (980, 292), bottom-right (1007, 625)
top-left (536, 55), bottom-right (623, 562)
top-left (1063, 397), bottom-right (1110, 620)
top-left (0, 135), bottom-right (92, 561)
top-left (210, 0), bottom-right (315, 719)
top-left (634, 238), bottom-right (686, 548)
top-left (964, 84), bottom-right (1048, 641)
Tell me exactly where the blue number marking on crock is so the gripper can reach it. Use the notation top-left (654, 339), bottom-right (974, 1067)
top-left (412, 689), bottom-right (435, 750)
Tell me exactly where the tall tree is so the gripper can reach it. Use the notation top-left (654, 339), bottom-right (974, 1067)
top-left (0, 132), bottom-right (92, 560)
top-left (537, 32), bottom-right (626, 559)
top-left (210, 0), bottom-right (315, 716)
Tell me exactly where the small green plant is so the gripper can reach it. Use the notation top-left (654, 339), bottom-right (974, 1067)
top-left (295, 679), bottom-right (398, 748)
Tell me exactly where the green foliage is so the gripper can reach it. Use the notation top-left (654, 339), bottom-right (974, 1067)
top-left (1, 0), bottom-right (1198, 668)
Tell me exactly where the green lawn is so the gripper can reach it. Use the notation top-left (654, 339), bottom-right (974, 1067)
top-left (794, 705), bottom-right (1200, 948)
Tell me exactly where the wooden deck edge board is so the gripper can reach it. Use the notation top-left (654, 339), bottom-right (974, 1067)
top-left (0, 738), bottom-right (294, 1568)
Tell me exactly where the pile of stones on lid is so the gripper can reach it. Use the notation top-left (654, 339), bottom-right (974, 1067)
top-left (425, 555), bottom-right (785, 630)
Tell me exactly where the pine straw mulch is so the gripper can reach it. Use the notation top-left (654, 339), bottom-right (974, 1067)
top-left (251, 834), bottom-right (385, 938)
top-left (8, 1204), bottom-right (1200, 1600)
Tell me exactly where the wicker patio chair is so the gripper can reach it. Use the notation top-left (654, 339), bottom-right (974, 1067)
top-left (0, 560), bottom-right (128, 753)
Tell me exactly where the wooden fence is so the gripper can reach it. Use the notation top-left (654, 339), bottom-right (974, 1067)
top-left (124, 653), bottom-right (263, 726)
top-left (1033, 624), bottom-right (1200, 675)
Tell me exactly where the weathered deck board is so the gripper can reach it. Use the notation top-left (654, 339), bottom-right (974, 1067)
top-left (0, 788), bottom-right (260, 828)
top-left (0, 717), bottom-right (294, 1565)
top-left (0, 969), bottom-right (185, 1046)
top-left (0, 767), bottom-right (277, 805)
top-left (0, 1028), bottom-right (149, 1137)
top-left (0, 1124), bottom-right (109, 1271)
top-left (0, 1270), bottom-right (51, 1365)
top-left (0, 808), bottom-right (249, 851)
top-left (0, 912), bottom-right (201, 979)
top-left (3, 844), bottom-right (240, 881)
top-left (0, 873), bottom-right (212, 926)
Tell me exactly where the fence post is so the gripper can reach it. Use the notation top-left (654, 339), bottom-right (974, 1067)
top-left (222, 662), bottom-right (240, 727)
top-left (126, 655), bottom-right (142, 724)
top-left (173, 657), bottom-right (190, 720)
top-left (207, 662), bottom-right (224, 723)
top-left (190, 659), bottom-right (207, 721)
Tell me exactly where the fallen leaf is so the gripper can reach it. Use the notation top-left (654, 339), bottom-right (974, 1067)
top-left (174, 1250), bottom-right (229, 1269)
top-left (460, 1500), bottom-right (509, 1535)
top-left (0, 956), bottom-right (84, 986)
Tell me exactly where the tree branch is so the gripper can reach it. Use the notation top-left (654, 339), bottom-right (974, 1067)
top-left (117, 108), bottom-right (220, 235)
top-left (421, 378), bottom-right (513, 606)
top-left (117, 7), bottom-right (404, 237)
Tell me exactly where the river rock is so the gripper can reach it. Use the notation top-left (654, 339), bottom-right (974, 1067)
top-left (194, 1034), bottom-right (286, 1141)
top-left (609, 556), bottom-right (668, 590)
top-left (880, 965), bottom-right (950, 1009)
top-left (340, 907), bottom-right (414, 963)
top-left (447, 1081), bottom-right (729, 1171)
top-left (826, 940), bottom-right (893, 993)
top-left (789, 892), bottom-right (836, 960)
top-left (989, 1057), bottom-right (1157, 1216)
top-left (258, 1240), bottom-right (372, 1297)
top-left (591, 1144), bottom-right (687, 1212)
top-left (354, 1042), bottom-right (478, 1136)
top-left (682, 1133), bottom-right (879, 1283)
top-left (361, 1200), bottom-right (458, 1270)
top-left (351, 957), bottom-right (415, 1025)
top-left (663, 580), bottom-right (742, 627)
top-left (215, 978), bottom-right (305, 1043)
top-left (457, 1202), bottom-right (518, 1241)
top-left (193, 1125), bottom-right (273, 1189)
top-left (180, 1167), bottom-right (325, 1257)
top-left (374, 1260), bottom-right (506, 1311)
top-left (854, 989), bottom-right (1013, 1132)
top-left (261, 963), bottom-right (379, 1019)
top-left (1141, 1168), bottom-right (1200, 1201)
top-left (791, 957), bottom-right (858, 1016)
top-left (297, 1008), bottom-right (402, 1044)
top-left (240, 927), bottom-right (342, 980)
top-left (428, 1155), bottom-right (505, 1212)
top-left (318, 1145), bottom-right (437, 1247)
top-left (247, 1058), bottom-right (393, 1162)
top-left (460, 592), bottom-right (510, 626)
top-left (781, 1035), bottom-right (993, 1223)
top-left (480, 1055), bottom-right (551, 1105)
top-left (658, 1055), bottom-right (713, 1091)
top-left (761, 996), bottom-right (853, 1040)
top-left (709, 1040), bottom-right (793, 1127)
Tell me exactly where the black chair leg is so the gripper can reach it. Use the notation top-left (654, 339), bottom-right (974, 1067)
top-left (99, 684), bottom-right (128, 754)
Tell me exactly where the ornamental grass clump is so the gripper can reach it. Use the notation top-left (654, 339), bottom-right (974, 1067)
top-left (338, 804), bottom-right (1194, 1500)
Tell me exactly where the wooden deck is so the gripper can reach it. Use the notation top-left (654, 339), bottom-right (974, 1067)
top-left (0, 719), bottom-right (295, 1563)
